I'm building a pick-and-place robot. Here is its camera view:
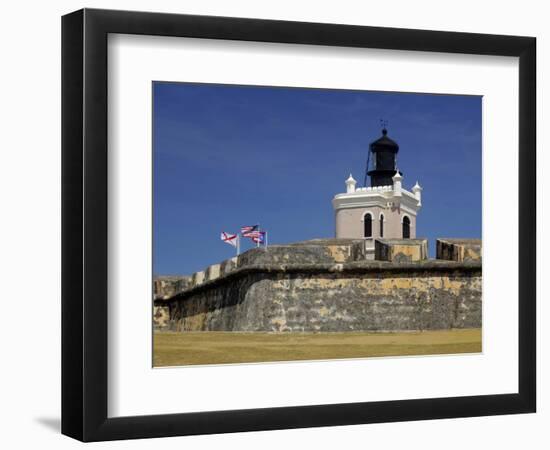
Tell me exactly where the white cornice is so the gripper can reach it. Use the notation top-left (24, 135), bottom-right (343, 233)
top-left (332, 187), bottom-right (421, 215)
top-left (333, 186), bottom-right (416, 200)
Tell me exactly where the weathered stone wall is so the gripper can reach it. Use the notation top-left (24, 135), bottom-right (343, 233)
top-left (153, 275), bottom-right (191, 300)
top-left (153, 276), bottom-right (190, 330)
top-left (375, 239), bottom-right (428, 262)
top-left (437, 239), bottom-right (482, 262)
top-left (237, 239), bottom-right (366, 266)
top-left (156, 261), bottom-right (481, 332)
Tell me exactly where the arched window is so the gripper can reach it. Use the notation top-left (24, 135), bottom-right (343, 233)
top-left (402, 216), bottom-right (411, 239)
top-left (364, 213), bottom-right (372, 238)
top-left (380, 214), bottom-right (384, 238)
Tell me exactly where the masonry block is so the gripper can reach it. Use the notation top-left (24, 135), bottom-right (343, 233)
top-left (205, 264), bottom-right (221, 282)
top-left (436, 239), bottom-right (482, 262)
top-left (191, 270), bottom-right (205, 287)
top-left (220, 257), bottom-right (238, 276)
top-left (375, 238), bottom-right (428, 262)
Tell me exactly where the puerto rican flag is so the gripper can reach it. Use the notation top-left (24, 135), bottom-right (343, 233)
top-left (240, 225), bottom-right (259, 237)
top-left (251, 231), bottom-right (266, 244)
top-left (246, 230), bottom-right (262, 238)
top-left (220, 232), bottom-right (238, 247)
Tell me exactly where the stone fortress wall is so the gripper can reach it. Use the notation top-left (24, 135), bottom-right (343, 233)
top-left (153, 238), bottom-right (482, 332)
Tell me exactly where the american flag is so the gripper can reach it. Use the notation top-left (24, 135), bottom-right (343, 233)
top-left (240, 225), bottom-right (259, 237)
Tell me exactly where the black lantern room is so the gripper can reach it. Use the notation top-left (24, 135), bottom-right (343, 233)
top-left (366, 128), bottom-right (400, 187)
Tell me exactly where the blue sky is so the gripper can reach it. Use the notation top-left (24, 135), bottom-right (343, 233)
top-left (153, 82), bottom-right (481, 275)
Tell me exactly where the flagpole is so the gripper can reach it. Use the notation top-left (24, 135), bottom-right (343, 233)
top-left (237, 234), bottom-right (240, 256)
top-left (265, 231), bottom-right (268, 250)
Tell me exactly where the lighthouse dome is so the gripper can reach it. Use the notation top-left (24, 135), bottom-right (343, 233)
top-left (369, 128), bottom-right (399, 153)
top-left (367, 128), bottom-right (401, 187)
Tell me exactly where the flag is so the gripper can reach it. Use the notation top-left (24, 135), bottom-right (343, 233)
top-left (251, 231), bottom-right (266, 244)
top-left (240, 225), bottom-right (259, 237)
top-left (220, 232), bottom-right (238, 247)
top-left (246, 230), bottom-right (262, 239)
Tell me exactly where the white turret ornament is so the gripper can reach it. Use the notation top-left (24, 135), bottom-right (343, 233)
top-left (412, 181), bottom-right (423, 206)
top-left (345, 173), bottom-right (357, 193)
top-left (392, 169), bottom-right (403, 198)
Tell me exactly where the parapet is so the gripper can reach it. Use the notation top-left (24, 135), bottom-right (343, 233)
top-left (375, 239), bottom-right (428, 262)
top-left (155, 237), bottom-right (481, 300)
top-left (436, 239), bottom-right (482, 262)
top-left (236, 239), bottom-right (365, 267)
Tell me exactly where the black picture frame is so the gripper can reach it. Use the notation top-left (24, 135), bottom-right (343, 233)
top-left (61, 8), bottom-right (536, 442)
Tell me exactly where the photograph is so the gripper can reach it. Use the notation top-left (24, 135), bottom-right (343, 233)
top-left (0, 0), bottom-right (542, 446)
top-left (152, 82), bottom-right (482, 367)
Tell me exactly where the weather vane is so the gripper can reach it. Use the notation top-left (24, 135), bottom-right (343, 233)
top-left (380, 118), bottom-right (388, 130)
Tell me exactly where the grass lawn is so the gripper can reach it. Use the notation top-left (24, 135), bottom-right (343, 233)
top-left (153, 328), bottom-right (482, 367)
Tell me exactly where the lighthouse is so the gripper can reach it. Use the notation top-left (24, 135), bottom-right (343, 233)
top-left (332, 128), bottom-right (422, 259)
top-left (367, 127), bottom-right (401, 187)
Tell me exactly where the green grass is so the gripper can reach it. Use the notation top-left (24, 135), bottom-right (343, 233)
top-left (153, 328), bottom-right (482, 367)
